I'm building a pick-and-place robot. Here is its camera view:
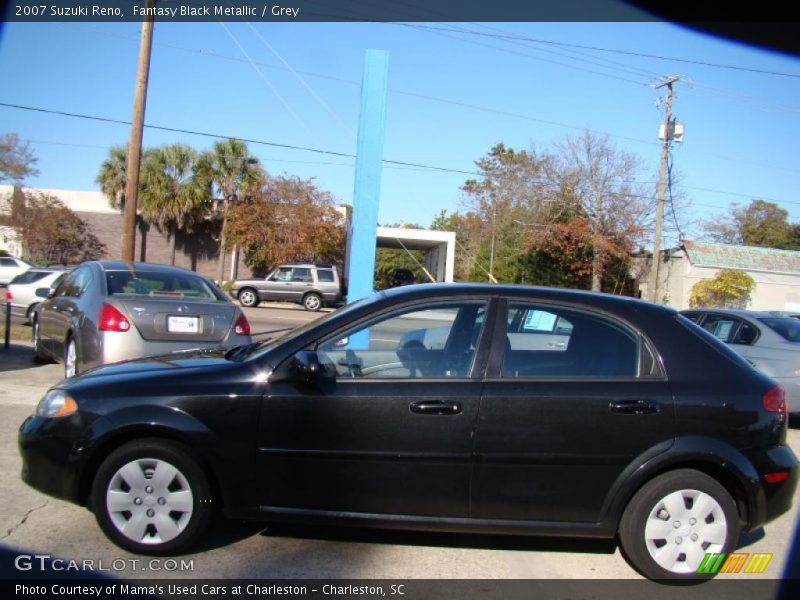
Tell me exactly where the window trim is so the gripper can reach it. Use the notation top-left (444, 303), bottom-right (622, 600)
top-left (312, 298), bottom-right (494, 381)
top-left (485, 297), bottom-right (665, 381)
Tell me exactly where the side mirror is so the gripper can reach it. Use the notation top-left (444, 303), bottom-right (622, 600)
top-left (35, 287), bottom-right (53, 299)
top-left (291, 350), bottom-right (335, 385)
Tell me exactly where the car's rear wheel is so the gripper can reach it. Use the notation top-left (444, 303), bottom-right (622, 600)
top-left (238, 288), bottom-right (259, 308)
top-left (619, 469), bottom-right (740, 581)
top-left (90, 439), bottom-right (214, 555)
top-left (303, 293), bottom-right (322, 311)
top-left (64, 337), bottom-right (78, 378)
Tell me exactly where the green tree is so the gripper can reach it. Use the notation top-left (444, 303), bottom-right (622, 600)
top-left (197, 139), bottom-right (263, 282)
top-left (140, 144), bottom-right (211, 265)
top-left (704, 199), bottom-right (793, 249)
top-left (0, 133), bottom-right (39, 183)
top-left (224, 175), bottom-right (344, 271)
top-left (6, 191), bottom-right (105, 264)
top-left (689, 269), bottom-right (755, 309)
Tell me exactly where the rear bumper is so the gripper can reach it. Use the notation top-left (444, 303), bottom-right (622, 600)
top-left (82, 331), bottom-right (251, 371)
top-left (744, 444), bottom-right (799, 530)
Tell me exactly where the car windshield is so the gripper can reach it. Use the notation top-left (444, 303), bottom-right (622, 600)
top-left (105, 270), bottom-right (221, 300)
top-left (757, 317), bottom-right (800, 342)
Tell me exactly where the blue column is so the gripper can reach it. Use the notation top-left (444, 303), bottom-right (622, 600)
top-left (346, 49), bottom-right (389, 303)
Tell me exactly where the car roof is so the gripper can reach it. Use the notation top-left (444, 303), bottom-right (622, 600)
top-left (680, 307), bottom-right (790, 320)
top-left (91, 261), bottom-right (207, 276)
top-left (378, 282), bottom-right (677, 316)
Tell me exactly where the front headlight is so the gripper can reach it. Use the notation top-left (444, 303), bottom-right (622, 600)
top-left (36, 389), bottom-right (78, 418)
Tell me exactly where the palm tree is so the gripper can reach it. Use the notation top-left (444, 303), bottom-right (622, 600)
top-left (96, 144), bottom-right (151, 261)
top-left (139, 144), bottom-right (211, 265)
top-left (96, 145), bottom-right (128, 211)
top-left (197, 139), bottom-right (263, 283)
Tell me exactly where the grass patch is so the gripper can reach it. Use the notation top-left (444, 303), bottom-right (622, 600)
top-left (0, 319), bottom-right (32, 342)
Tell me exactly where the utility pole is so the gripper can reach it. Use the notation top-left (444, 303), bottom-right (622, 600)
top-left (121, 0), bottom-right (155, 262)
top-left (648, 75), bottom-right (679, 303)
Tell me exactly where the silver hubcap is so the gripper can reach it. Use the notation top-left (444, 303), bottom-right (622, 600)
top-left (65, 341), bottom-right (76, 378)
top-left (106, 458), bottom-right (194, 545)
top-left (644, 489), bottom-right (728, 574)
top-left (240, 290), bottom-right (255, 305)
top-left (305, 295), bottom-right (320, 310)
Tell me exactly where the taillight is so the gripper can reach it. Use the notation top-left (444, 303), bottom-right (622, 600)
top-left (764, 472), bottom-right (789, 484)
top-left (4, 289), bottom-right (12, 301)
top-left (98, 303), bottom-right (131, 332)
top-left (234, 313), bottom-right (250, 336)
top-left (762, 386), bottom-right (786, 414)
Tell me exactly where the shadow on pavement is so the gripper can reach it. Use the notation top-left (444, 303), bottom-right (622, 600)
top-left (0, 344), bottom-right (40, 373)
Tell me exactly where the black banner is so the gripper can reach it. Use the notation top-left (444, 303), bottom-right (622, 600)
top-left (3, 0), bottom-right (800, 23)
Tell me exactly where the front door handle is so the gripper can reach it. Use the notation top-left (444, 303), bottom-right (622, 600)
top-left (409, 400), bottom-right (462, 415)
top-left (609, 399), bottom-right (660, 415)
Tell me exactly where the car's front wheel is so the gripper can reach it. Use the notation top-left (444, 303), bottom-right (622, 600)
top-left (32, 317), bottom-right (50, 364)
top-left (90, 439), bottom-right (214, 555)
top-left (619, 469), bottom-right (740, 581)
top-left (237, 288), bottom-right (260, 308)
top-left (64, 337), bottom-right (78, 378)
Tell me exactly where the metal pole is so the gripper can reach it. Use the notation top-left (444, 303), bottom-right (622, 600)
top-left (4, 300), bottom-right (10, 350)
top-left (121, 0), bottom-right (155, 262)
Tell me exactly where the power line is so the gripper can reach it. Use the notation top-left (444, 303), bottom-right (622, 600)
top-left (0, 101), bottom-right (478, 176)
top-left (397, 24), bottom-right (800, 80)
top-left (55, 25), bottom-right (800, 169)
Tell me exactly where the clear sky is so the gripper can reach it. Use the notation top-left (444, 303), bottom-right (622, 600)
top-left (1, 16), bottom-right (799, 246)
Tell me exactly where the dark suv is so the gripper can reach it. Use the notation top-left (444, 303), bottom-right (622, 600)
top-left (18, 284), bottom-right (798, 580)
top-left (231, 263), bottom-right (343, 311)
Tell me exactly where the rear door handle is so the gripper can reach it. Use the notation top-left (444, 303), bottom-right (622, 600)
top-left (609, 399), bottom-right (660, 415)
top-left (409, 400), bottom-right (462, 415)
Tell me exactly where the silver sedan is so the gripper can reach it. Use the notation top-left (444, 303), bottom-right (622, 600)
top-left (6, 268), bottom-right (68, 322)
top-left (32, 261), bottom-right (252, 378)
top-left (681, 308), bottom-right (800, 416)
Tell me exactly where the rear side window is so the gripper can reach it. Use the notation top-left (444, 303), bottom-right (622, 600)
top-left (758, 317), bottom-right (800, 342)
top-left (105, 271), bottom-right (220, 300)
top-left (503, 304), bottom-right (638, 378)
top-left (10, 270), bottom-right (52, 285)
top-left (0, 258), bottom-right (17, 267)
top-left (317, 269), bottom-right (334, 283)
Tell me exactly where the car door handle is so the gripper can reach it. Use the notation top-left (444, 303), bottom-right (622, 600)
top-left (409, 400), bottom-right (462, 415)
top-left (609, 399), bottom-right (660, 415)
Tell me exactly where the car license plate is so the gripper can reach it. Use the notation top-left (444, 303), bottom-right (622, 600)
top-left (167, 315), bottom-right (199, 333)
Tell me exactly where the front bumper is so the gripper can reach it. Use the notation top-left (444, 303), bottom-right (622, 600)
top-left (18, 413), bottom-right (96, 505)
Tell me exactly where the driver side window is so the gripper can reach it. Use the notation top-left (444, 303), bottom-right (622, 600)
top-left (317, 302), bottom-right (487, 379)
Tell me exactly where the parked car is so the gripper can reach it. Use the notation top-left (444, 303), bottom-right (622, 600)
top-left (680, 308), bottom-right (800, 416)
top-left (230, 263), bottom-right (343, 311)
top-left (30, 260), bottom-right (252, 378)
top-left (0, 255), bottom-right (32, 285)
top-left (19, 283), bottom-right (797, 580)
top-left (5, 268), bottom-right (68, 322)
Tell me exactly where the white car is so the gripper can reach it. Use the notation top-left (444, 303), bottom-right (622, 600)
top-left (0, 255), bottom-right (32, 285)
top-left (6, 268), bottom-right (67, 321)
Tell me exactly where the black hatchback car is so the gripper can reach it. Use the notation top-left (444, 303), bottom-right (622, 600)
top-left (18, 284), bottom-right (798, 581)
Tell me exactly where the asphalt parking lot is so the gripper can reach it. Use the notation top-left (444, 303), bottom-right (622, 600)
top-left (0, 304), bottom-right (798, 582)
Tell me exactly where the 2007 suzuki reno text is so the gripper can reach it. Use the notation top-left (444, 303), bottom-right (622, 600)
top-left (19, 284), bottom-right (798, 581)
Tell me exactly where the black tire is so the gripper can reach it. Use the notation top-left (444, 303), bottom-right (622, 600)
top-left (31, 316), bottom-right (51, 364)
top-left (619, 469), bottom-right (740, 581)
top-left (25, 303), bottom-right (39, 324)
top-left (302, 293), bottom-right (322, 312)
top-left (90, 438), bottom-right (215, 555)
top-left (237, 288), bottom-right (260, 308)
